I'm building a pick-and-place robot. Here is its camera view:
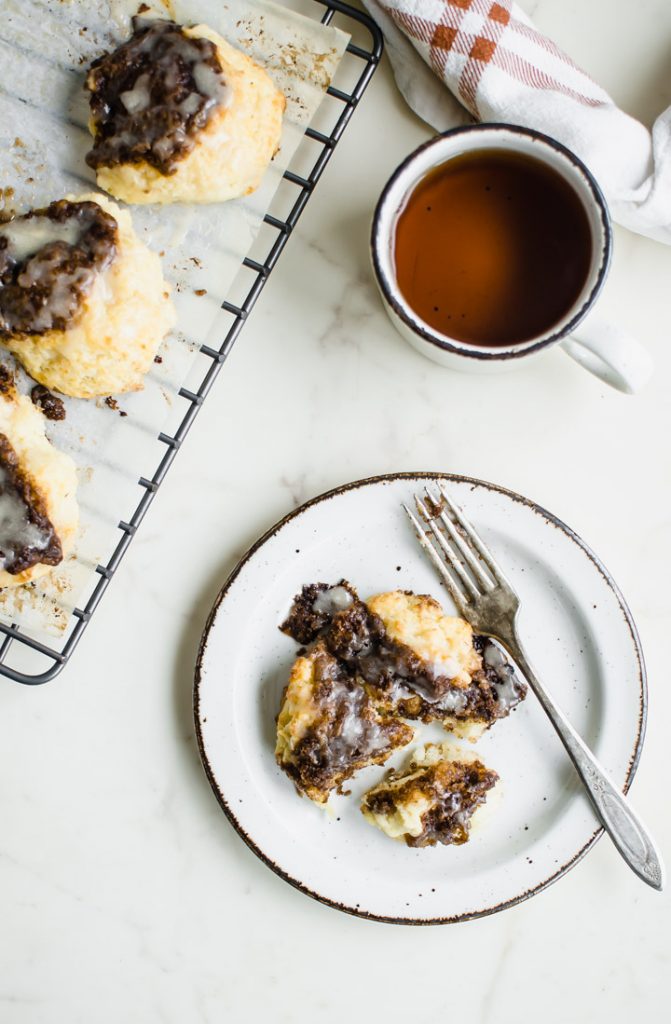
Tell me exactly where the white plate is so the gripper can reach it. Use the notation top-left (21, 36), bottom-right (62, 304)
top-left (194, 473), bottom-right (646, 924)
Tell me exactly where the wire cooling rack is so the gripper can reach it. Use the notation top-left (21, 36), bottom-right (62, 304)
top-left (0, 0), bottom-right (382, 685)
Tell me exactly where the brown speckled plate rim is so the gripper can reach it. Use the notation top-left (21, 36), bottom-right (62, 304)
top-left (193, 472), bottom-right (647, 926)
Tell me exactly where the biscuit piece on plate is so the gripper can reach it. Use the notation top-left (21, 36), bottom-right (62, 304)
top-left (0, 194), bottom-right (174, 398)
top-left (0, 368), bottom-right (78, 588)
top-left (361, 591), bottom-right (526, 739)
top-left (281, 584), bottom-right (526, 740)
top-left (280, 580), bottom-right (358, 645)
top-left (85, 16), bottom-right (285, 205)
top-left (276, 640), bottom-right (414, 804)
top-left (361, 742), bottom-right (499, 847)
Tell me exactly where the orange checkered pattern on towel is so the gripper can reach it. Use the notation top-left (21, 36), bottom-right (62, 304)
top-left (378, 0), bottom-right (607, 116)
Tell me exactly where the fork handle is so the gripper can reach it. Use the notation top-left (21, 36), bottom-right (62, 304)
top-left (508, 638), bottom-right (664, 891)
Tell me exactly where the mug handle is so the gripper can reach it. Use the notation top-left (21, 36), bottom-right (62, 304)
top-left (560, 311), bottom-right (653, 394)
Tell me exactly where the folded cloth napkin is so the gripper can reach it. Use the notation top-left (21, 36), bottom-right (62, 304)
top-left (362, 0), bottom-right (671, 244)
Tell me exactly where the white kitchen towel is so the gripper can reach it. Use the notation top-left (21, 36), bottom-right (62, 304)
top-left (363, 0), bottom-right (671, 244)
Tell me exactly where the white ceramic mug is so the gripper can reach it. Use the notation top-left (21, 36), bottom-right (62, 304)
top-left (371, 124), bottom-right (652, 394)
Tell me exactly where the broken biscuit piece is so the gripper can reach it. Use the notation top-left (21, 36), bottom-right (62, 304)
top-left (275, 640), bottom-right (414, 804)
top-left (281, 583), bottom-right (526, 740)
top-left (361, 742), bottom-right (499, 847)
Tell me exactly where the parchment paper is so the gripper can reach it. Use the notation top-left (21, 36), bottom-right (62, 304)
top-left (0, 0), bottom-right (348, 636)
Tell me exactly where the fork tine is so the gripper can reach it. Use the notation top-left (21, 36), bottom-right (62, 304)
top-left (437, 481), bottom-right (508, 582)
top-left (415, 494), bottom-right (480, 598)
top-left (423, 485), bottom-right (494, 591)
top-left (402, 504), bottom-right (469, 614)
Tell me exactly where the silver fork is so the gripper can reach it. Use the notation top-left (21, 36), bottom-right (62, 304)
top-left (403, 481), bottom-right (664, 891)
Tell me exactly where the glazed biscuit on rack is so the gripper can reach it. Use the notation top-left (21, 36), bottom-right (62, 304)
top-left (276, 640), bottom-right (414, 804)
top-left (0, 368), bottom-right (78, 589)
top-left (0, 193), bottom-right (174, 398)
top-left (85, 16), bottom-right (286, 205)
top-left (361, 742), bottom-right (499, 847)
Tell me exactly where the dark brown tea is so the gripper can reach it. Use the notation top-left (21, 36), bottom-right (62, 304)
top-left (393, 149), bottom-right (592, 347)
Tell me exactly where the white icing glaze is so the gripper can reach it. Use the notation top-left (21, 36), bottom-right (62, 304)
top-left (135, 22), bottom-right (231, 112)
top-left (483, 639), bottom-right (523, 711)
top-left (154, 134), bottom-right (185, 162)
top-left (435, 688), bottom-right (469, 713)
top-left (0, 216), bottom-right (81, 264)
top-left (0, 465), bottom-right (52, 570)
top-left (323, 676), bottom-right (390, 766)
top-left (0, 201), bottom-right (117, 336)
top-left (337, 707), bottom-right (363, 746)
top-left (385, 676), bottom-right (467, 712)
top-left (446, 791), bottom-right (463, 814)
top-left (484, 642), bottom-right (506, 669)
top-left (193, 61), bottom-right (232, 108)
top-left (179, 92), bottom-right (201, 116)
top-left (17, 253), bottom-right (94, 333)
top-left (120, 73), bottom-right (151, 114)
top-left (312, 585), bottom-right (354, 616)
top-left (493, 671), bottom-right (523, 711)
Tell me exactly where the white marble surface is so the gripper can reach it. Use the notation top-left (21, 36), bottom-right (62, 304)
top-left (1, 0), bottom-right (670, 1019)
